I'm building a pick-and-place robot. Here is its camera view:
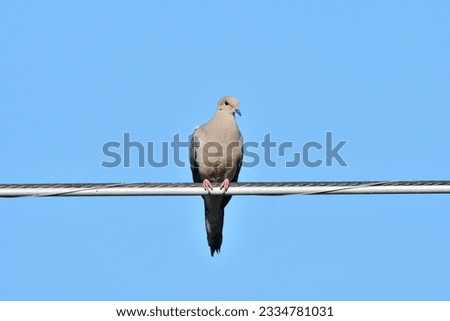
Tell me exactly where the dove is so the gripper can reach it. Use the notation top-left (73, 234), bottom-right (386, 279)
top-left (189, 96), bottom-right (243, 256)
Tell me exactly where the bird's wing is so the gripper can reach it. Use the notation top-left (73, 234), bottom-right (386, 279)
top-left (189, 127), bottom-right (202, 183)
top-left (230, 131), bottom-right (243, 183)
top-left (220, 131), bottom-right (243, 209)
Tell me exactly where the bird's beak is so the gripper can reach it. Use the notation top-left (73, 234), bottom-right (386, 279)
top-left (235, 108), bottom-right (242, 116)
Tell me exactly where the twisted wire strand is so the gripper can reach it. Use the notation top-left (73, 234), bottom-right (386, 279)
top-left (0, 181), bottom-right (449, 198)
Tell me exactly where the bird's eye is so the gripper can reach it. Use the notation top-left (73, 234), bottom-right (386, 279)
top-left (225, 101), bottom-right (229, 106)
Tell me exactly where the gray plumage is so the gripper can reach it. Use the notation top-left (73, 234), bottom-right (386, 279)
top-left (189, 96), bottom-right (243, 256)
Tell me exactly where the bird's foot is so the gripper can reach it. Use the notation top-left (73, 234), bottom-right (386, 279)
top-left (202, 179), bottom-right (213, 192)
top-left (220, 178), bottom-right (230, 193)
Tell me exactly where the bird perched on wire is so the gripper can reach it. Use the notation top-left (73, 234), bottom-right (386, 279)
top-left (189, 96), bottom-right (243, 256)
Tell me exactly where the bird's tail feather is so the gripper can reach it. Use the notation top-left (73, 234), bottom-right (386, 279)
top-left (204, 204), bottom-right (224, 257)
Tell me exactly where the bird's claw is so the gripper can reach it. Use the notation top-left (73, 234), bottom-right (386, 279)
top-left (202, 179), bottom-right (213, 192)
top-left (220, 179), bottom-right (230, 193)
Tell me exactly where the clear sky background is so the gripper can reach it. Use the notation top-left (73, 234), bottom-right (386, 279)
top-left (1, 1), bottom-right (449, 300)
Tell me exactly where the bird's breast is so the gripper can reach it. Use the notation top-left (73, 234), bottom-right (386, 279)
top-left (197, 137), bottom-right (242, 182)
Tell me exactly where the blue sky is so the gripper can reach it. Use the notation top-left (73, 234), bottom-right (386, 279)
top-left (1, 1), bottom-right (449, 300)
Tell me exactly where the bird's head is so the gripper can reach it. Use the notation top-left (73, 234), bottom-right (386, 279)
top-left (217, 96), bottom-right (241, 116)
